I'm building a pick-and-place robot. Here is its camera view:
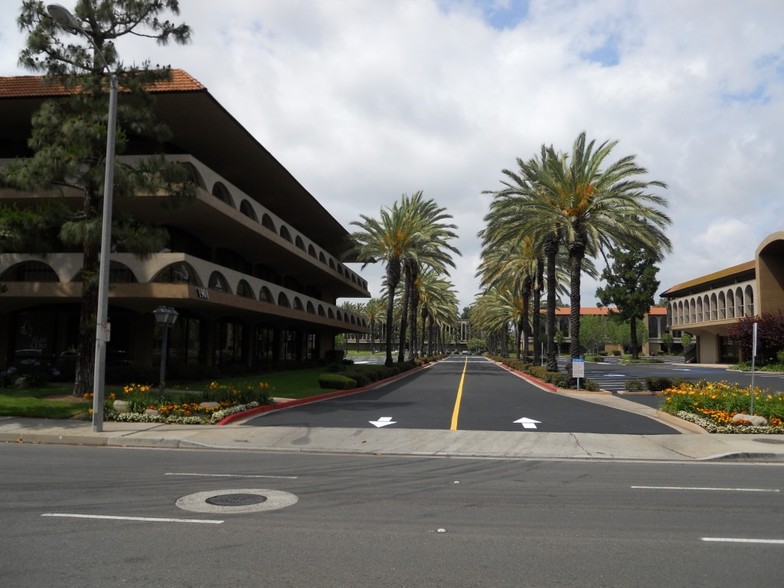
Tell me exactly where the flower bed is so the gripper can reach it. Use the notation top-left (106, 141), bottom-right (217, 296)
top-left (87, 381), bottom-right (273, 425)
top-left (660, 380), bottom-right (784, 433)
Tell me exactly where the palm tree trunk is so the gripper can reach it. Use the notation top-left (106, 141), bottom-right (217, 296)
top-left (398, 263), bottom-right (411, 363)
top-left (409, 268), bottom-right (419, 359)
top-left (533, 258), bottom-right (543, 364)
top-left (545, 236), bottom-right (559, 372)
top-left (384, 260), bottom-right (401, 367)
top-left (569, 243), bottom-right (585, 360)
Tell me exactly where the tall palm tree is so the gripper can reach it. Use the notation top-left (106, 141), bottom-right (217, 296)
top-left (415, 267), bottom-right (458, 356)
top-left (351, 191), bottom-right (459, 366)
top-left (477, 234), bottom-right (540, 360)
top-left (396, 192), bottom-right (460, 362)
top-left (482, 146), bottom-right (565, 370)
top-left (363, 297), bottom-right (385, 353)
top-left (536, 132), bottom-right (672, 360)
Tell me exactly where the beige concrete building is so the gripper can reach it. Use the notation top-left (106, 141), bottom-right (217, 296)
top-left (660, 232), bottom-right (784, 363)
top-left (0, 71), bottom-right (369, 377)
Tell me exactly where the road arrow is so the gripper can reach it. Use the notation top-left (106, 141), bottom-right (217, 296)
top-left (513, 417), bottom-right (541, 430)
top-left (369, 416), bottom-right (397, 428)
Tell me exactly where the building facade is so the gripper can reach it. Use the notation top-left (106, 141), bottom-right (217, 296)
top-left (660, 232), bottom-right (784, 363)
top-left (0, 71), bottom-right (369, 376)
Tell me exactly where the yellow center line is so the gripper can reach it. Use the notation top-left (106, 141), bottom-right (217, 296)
top-left (450, 356), bottom-right (468, 431)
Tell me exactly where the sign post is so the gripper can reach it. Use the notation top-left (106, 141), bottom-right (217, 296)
top-left (572, 358), bottom-right (585, 390)
top-left (750, 322), bottom-right (758, 415)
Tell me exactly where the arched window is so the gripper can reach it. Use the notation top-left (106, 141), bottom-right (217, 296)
top-left (308, 245), bottom-right (317, 258)
top-left (237, 280), bottom-right (254, 299)
top-left (727, 289), bottom-right (735, 318)
top-left (239, 200), bottom-right (258, 222)
top-left (278, 292), bottom-right (290, 307)
top-left (293, 297), bottom-right (304, 311)
top-left (153, 262), bottom-right (198, 285)
top-left (261, 213), bottom-right (276, 232)
top-left (718, 292), bottom-right (726, 320)
top-left (295, 236), bottom-right (305, 251)
top-left (177, 161), bottom-right (205, 189)
top-left (319, 252), bottom-right (327, 264)
top-left (0, 261), bottom-right (59, 282)
top-left (279, 225), bottom-right (292, 243)
top-left (696, 297), bottom-right (703, 322)
top-left (259, 286), bottom-right (273, 303)
top-left (211, 181), bottom-right (235, 207)
top-left (306, 301), bottom-right (315, 314)
top-left (328, 308), bottom-right (335, 319)
top-left (744, 285), bottom-right (754, 316)
top-left (735, 287), bottom-right (744, 318)
top-left (209, 271), bottom-right (230, 293)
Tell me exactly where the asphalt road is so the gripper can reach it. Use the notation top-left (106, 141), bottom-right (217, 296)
top-left (2, 444), bottom-right (782, 587)
top-left (248, 356), bottom-right (679, 434)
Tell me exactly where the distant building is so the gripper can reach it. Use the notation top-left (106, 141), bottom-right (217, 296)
top-left (0, 70), bottom-right (369, 374)
top-left (553, 306), bottom-right (675, 355)
top-left (660, 232), bottom-right (784, 363)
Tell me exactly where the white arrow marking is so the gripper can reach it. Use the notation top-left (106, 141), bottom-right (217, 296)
top-left (369, 416), bottom-right (396, 428)
top-left (513, 417), bottom-right (541, 429)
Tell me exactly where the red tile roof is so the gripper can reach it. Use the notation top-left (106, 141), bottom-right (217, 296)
top-left (553, 306), bottom-right (665, 316)
top-left (0, 69), bottom-right (204, 98)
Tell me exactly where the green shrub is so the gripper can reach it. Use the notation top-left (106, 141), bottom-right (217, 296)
top-left (318, 373), bottom-right (357, 390)
top-left (625, 379), bottom-right (645, 392)
top-left (645, 376), bottom-right (673, 392)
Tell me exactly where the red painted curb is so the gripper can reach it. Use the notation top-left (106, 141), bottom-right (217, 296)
top-left (490, 360), bottom-right (559, 392)
top-left (216, 362), bottom-right (432, 425)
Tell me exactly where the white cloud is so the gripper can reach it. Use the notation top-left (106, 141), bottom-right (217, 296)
top-left (2, 0), bottom-right (783, 310)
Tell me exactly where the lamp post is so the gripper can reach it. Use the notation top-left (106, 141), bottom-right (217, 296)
top-left (153, 306), bottom-right (178, 396)
top-left (48, 4), bottom-right (117, 432)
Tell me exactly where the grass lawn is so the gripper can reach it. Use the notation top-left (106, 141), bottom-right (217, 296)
top-left (0, 366), bottom-right (337, 419)
top-left (0, 384), bottom-right (91, 419)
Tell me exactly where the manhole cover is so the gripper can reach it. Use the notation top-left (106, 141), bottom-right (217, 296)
top-left (176, 489), bottom-right (298, 514)
top-left (753, 438), bottom-right (784, 445)
top-left (206, 493), bottom-right (267, 506)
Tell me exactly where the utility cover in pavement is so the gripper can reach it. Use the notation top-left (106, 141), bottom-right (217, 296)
top-left (176, 489), bottom-right (298, 514)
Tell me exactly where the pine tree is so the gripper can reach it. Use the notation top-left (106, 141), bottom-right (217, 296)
top-left (596, 245), bottom-right (661, 359)
top-left (2, 1), bottom-right (193, 395)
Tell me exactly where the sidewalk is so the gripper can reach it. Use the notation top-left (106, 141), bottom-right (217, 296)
top-left (1, 411), bottom-right (783, 462)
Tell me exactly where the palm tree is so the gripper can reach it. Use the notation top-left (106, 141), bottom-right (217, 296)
top-left (399, 193), bottom-right (460, 361)
top-left (477, 234), bottom-right (540, 360)
top-left (351, 191), bottom-right (459, 366)
top-left (363, 297), bottom-right (385, 353)
top-left (482, 146), bottom-right (565, 370)
top-left (415, 268), bottom-right (458, 356)
top-left (535, 132), bottom-right (672, 360)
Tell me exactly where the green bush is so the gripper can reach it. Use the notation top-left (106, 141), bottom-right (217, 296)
top-left (318, 373), bottom-right (357, 390)
top-left (645, 376), bottom-right (673, 392)
top-left (625, 379), bottom-right (645, 391)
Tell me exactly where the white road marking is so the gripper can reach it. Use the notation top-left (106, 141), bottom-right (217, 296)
top-left (702, 537), bottom-right (784, 545)
top-left (369, 416), bottom-right (397, 428)
top-left (42, 513), bottom-right (223, 524)
top-left (165, 472), bottom-right (298, 479)
top-left (632, 485), bottom-right (779, 493)
top-left (513, 417), bottom-right (541, 429)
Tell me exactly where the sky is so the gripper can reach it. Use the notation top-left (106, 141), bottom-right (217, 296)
top-left (2, 0), bottom-right (783, 312)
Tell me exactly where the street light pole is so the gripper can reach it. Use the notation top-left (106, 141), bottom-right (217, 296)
top-left (47, 4), bottom-right (117, 432)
